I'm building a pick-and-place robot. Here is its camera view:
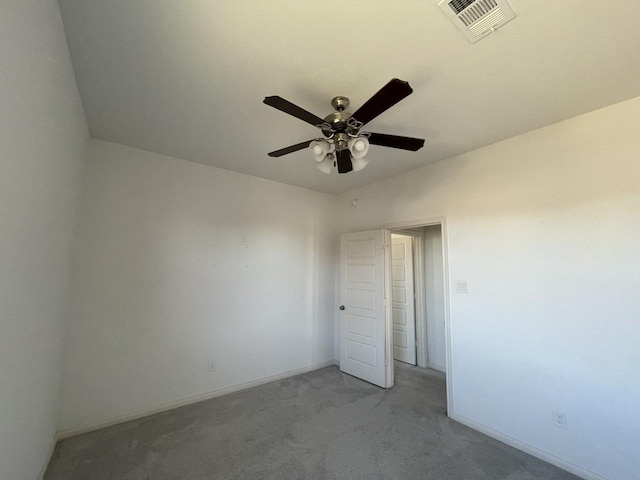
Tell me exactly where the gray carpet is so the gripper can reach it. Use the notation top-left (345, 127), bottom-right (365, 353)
top-left (45, 363), bottom-right (580, 479)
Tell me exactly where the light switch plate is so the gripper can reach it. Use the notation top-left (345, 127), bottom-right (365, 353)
top-left (456, 281), bottom-right (469, 293)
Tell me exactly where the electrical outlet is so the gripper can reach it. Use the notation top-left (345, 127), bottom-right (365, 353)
top-left (208, 361), bottom-right (216, 372)
top-left (552, 410), bottom-right (567, 430)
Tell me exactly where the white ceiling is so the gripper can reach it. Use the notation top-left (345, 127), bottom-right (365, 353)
top-left (58, 0), bottom-right (640, 195)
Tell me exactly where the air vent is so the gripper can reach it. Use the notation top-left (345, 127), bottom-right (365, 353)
top-left (438, 0), bottom-right (517, 43)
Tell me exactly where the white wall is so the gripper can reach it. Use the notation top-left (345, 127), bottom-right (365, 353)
top-left (58, 140), bottom-right (337, 432)
top-left (424, 225), bottom-right (446, 371)
top-left (336, 96), bottom-right (640, 480)
top-left (0, 1), bottom-right (88, 478)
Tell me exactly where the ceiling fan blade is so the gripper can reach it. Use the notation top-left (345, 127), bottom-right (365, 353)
top-left (267, 140), bottom-right (314, 157)
top-left (336, 149), bottom-right (353, 174)
top-left (367, 132), bottom-right (425, 151)
top-left (263, 96), bottom-right (325, 127)
top-left (350, 79), bottom-right (414, 127)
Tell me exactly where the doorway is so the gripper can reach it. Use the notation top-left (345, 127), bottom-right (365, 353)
top-left (339, 217), bottom-right (451, 413)
top-left (384, 217), bottom-right (450, 413)
top-left (390, 227), bottom-right (446, 372)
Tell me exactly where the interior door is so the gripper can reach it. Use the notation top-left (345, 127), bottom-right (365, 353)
top-left (391, 235), bottom-right (417, 365)
top-left (340, 230), bottom-right (387, 388)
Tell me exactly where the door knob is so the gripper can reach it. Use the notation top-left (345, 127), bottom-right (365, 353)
top-left (339, 305), bottom-right (345, 310)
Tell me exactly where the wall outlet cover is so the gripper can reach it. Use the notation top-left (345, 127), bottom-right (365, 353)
top-left (552, 410), bottom-right (568, 430)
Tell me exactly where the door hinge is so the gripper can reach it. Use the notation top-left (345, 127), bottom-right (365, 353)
top-left (385, 357), bottom-right (388, 366)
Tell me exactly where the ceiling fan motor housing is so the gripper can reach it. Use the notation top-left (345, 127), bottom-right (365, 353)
top-left (322, 111), bottom-right (353, 138)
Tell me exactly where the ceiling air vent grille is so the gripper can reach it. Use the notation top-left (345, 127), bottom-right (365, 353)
top-left (438, 0), bottom-right (517, 44)
top-left (449, 0), bottom-right (483, 16)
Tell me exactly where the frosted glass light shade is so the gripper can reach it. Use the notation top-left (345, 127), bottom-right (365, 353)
top-left (352, 156), bottom-right (369, 172)
top-left (316, 157), bottom-right (333, 174)
top-left (309, 140), bottom-right (333, 162)
top-left (348, 137), bottom-right (369, 159)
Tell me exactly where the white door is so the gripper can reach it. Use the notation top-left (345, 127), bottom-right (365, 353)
top-left (340, 230), bottom-right (387, 388)
top-left (392, 235), bottom-right (416, 365)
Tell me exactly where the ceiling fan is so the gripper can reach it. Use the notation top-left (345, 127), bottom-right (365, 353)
top-left (263, 78), bottom-right (425, 174)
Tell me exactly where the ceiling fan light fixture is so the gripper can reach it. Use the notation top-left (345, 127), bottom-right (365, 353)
top-left (316, 157), bottom-right (333, 174)
top-left (348, 136), bottom-right (370, 160)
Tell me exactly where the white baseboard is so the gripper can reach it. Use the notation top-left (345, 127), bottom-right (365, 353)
top-left (427, 362), bottom-right (445, 373)
top-left (57, 360), bottom-right (337, 440)
top-left (449, 412), bottom-right (609, 480)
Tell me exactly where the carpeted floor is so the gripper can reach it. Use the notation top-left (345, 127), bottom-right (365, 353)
top-left (45, 363), bottom-right (580, 479)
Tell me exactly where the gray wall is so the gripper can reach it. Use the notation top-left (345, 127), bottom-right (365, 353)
top-left (58, 140), bottom-right (337, 433)
top-left (336, 96), bottom-right (640, 480)
top-left (0, 1), bottom-right (88, 478)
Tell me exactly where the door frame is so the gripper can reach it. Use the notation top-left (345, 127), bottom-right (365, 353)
top-left (382, 216), bottom-right (452, 415)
